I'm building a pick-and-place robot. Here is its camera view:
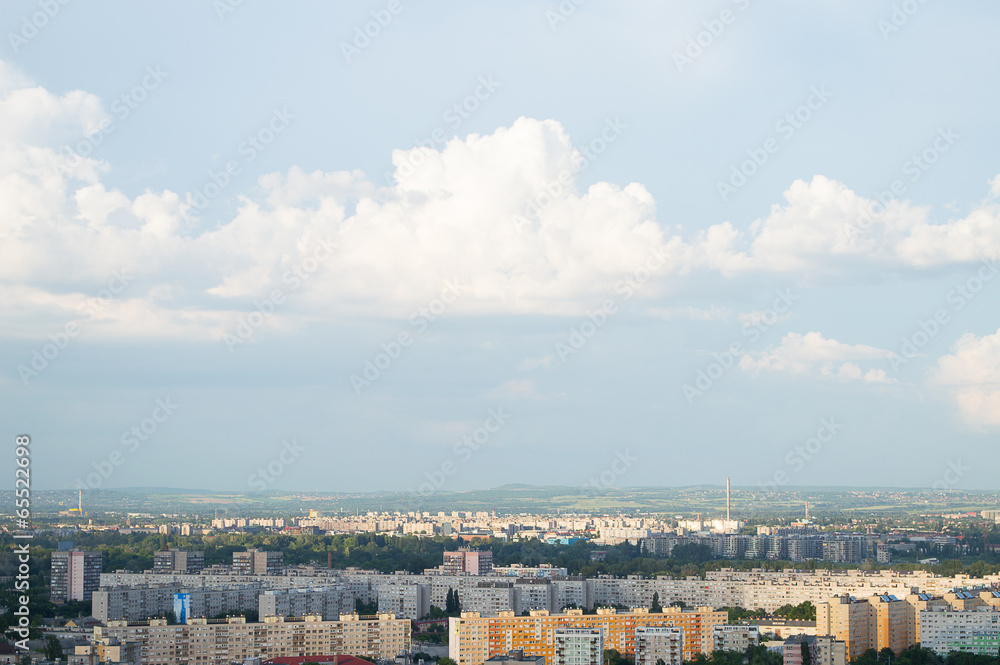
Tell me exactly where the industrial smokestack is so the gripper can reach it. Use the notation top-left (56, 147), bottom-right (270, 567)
top-left (726, 476), bottom-right (731, 521)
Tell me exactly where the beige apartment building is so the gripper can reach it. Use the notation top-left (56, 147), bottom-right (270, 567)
top-left (449, 606), bottom-right (728, 665)
top-left (95, 613), bottom-right (409, 665)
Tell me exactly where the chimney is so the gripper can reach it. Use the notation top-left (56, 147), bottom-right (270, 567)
top-left (726, 476), bottom-right (731, 522)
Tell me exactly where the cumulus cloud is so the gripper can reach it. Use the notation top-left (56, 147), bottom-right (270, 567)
top-left (928, 328), bottom-right (1000, 429)
top-left (740, 331), bottom-right (895, 383)
top-left (3, 60), bottom-right (1000, 343)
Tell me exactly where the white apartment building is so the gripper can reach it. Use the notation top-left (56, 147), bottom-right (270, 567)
top-left (554, 628), bottom-right (603, 665)
top-left (636, 626), bottom-right (683, 665)
top-left (920, 608), bottom-right (1000, 656)
top-left (713, 625), bottom-right (760, 652)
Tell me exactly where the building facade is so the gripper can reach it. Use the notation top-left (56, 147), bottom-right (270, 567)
top-left (52, 550), bottom-right (102, 603)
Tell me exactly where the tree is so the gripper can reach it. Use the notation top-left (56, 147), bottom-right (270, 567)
top-left (651, 592), bottom-right (662, 613)
top-left (800, 642), bottom-right (812, 665)
top-left (44, 636), bottom-right (63, 661)
top-left (669, 600), bottom-right (687, 609)
top-left (438, 658), bottom-right (457, 665)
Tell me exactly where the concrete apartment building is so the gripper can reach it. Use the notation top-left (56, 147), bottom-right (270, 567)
top-left (553, 628), bottom-right (603, 665)
top-left (816, 594), bottom-right (914, 658)
top-left (96, 613), bottom-right (409, 665)
top-left (635, 626), bottom-right (683, 665)
top-left (815, 596), bottom-right (873, 660)
top-left (93, 583), bottom-right (266, 623)
top-left (782, 635), bottom-right (846, 665)
top-left (712, 625), bottom-right (759, 652)
top-left (377, 581), bottom-right (431, 619)
top-left (153, 549), bottom-right (204, 574)
top-left (449, 607), bottom-right (728, 665)
top-left (443, 549), bottom-right (494, 575)
top-left (260, 587), bottom-right (354, 620)
top-left (920, 608), bottom-right (1000, 656)
top-left (52, 550), bottom-right (103, 603)
top-left (233, 550), bottom-right (284, 576)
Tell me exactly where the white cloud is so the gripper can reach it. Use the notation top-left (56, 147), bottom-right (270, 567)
top-left (649, 305), bottom-right (730, 322)
top-left (518, 355), bottom-right (553, 371)
top-left (487, 379), bottom-right (539, 399)
top-left (740, 331), bottom-right (895, 382)
top-left (3, 60), bottom-right (1000, 342)
top-left (737, 309), bottom-right (790, 328)
top-left (928, 328), bottom-right (1000, 429)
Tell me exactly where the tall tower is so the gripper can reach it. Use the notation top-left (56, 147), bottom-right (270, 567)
top-left (726, 476), bottom-right (731, 521)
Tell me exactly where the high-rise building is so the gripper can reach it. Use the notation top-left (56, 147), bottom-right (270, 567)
top-left (51, 550), bottom-right (102, 603)
top-left (449, 606), bottom-right (727, 665)
top-left (232, 550), bottom-right (283, 576)
top-left (815, 596), bottom-right (872, 660)
top-left (443, 549), bottom-right (494, 576)
top-left (636, 626), bottom-right (683, 665)
top-left (554, 628), bottom-right (603, 665)
top-left (713, 625), bottom-right (759, 652)
top-left (920, 608), bottom-right (1000, 656)
top-left (153, 549), bottom-right (204, 574)
top-left (98, 613), bottom-right (410, 665)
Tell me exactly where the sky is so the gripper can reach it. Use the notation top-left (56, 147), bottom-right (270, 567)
top-left (2, 1), bottom-right (1000, 496)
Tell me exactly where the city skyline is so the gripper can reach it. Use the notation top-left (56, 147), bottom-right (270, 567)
top-left (3, 2), bottom-right (1000, 493)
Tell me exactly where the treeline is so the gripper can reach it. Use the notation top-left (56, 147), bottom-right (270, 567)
top-left (3, 531), bottom-right (1000, 588)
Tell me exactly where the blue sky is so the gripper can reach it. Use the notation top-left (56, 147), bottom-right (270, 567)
top-left (2, 1), bottom-right (999, 495)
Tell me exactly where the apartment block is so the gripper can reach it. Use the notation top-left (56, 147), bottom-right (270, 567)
top-left (233, 550), bottom-right (284, 576)
top-left (377, 581), bottom-right (431, 619)
top-left (713, 625), bottom-right (759, 652)
top-left (815, 596), bottom-right (873, 660)
top-left (444, 549), bottom-right (494, 575)
top-left (920, 608), bottom-right (1000, 656)
top-left (635, 626), bottom-right (683, 665)
top-left (449, 606), bottom-right (727, 665)
top-left (554, 628), bottom-right (603, 665)
top-left (93, 584), bottom-right (266, 623)
top-left (52, 550), bottom-right (102, 603)
top-left (782, 635), bottom-right (846, 665)
top-left (96, 613), bottom-right (410, 665)
top-left (153, 549), bottom-right (204, 574)
top-left (260, 587), bottom-right (354, 620)
top-left (869, 595), bottom-right (913, 655)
